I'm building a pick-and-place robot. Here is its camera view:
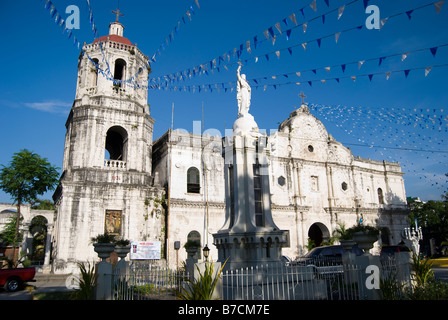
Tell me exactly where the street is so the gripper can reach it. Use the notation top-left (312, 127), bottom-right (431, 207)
top-left (0, 273), bottom-right (72, 300)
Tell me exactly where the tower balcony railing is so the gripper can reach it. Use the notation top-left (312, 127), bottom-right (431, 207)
top-left (104, 159), bottom-right (127, 169)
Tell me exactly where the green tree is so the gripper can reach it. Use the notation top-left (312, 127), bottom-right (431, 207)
top-left (0, 215), bottom-right (23, 246)
top-left (0, 149), bottom-right (59, 266)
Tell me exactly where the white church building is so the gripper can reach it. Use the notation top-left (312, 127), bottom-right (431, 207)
top-left (22, 17), bottom-right (408, 273)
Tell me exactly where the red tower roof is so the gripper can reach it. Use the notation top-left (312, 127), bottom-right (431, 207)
top-left (93, 34), bottom-right (133, 46)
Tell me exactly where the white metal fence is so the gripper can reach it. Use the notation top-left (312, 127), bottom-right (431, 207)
top-left (112, 261), bottom-right (188, 300)
top-left (221, 258), bottom-right (409, 300)
top-left (109, 257), bottom-right (410, 300)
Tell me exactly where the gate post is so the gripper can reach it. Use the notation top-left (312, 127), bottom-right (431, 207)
top-left (95, 261), bottom-right (113, 300)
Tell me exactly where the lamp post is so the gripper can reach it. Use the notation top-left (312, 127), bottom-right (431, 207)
top-left (203, 245), bottom-right (210, 262)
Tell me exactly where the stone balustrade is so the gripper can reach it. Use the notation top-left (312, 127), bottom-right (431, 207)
top-left (104, 159), bottom-right (127, 169)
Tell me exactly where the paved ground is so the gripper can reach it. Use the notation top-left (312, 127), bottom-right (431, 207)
top-left (1, 266), bottom-right (447, 300)
top-left (433, 267), bottom-right (448, 283)
top-left (0, 273), bottom-right (72, 300)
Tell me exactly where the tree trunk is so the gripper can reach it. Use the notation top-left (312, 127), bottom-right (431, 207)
top-left (12, 196), bottom-right (21, 267)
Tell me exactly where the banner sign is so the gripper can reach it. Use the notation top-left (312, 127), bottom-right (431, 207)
top-left (130, 241), bottom-right (161, 260)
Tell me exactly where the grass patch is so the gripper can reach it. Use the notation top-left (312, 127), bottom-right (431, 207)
top-left (33, 290), bottom-right (74, 300)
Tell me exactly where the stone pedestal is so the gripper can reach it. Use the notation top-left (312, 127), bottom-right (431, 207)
top-left (213, 115), bottom-right (289, 271)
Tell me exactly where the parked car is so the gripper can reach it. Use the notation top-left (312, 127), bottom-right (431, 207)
top-left (292, 245), bottom-right (363, 276)
top-left (295, 245), bottom-right (362, 265)
top-left (0, 267), bottom-right (36, 292)
top-left (380, 245), bottom-right (411, 259)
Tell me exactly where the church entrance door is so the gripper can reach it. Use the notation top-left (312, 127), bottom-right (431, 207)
top-left (308, 223), bottom-right (330, 247)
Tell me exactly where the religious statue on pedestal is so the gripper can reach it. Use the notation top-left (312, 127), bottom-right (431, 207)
top-left (237, 65), bottom-right (251, 116)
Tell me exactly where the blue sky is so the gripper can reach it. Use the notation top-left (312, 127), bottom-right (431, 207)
top-left (0, 0), bottom-right (447, 203)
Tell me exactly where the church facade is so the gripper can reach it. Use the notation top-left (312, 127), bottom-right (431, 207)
top-left (49, 18), bottom-right (409, 273)
top-left (152, 104), bottom-right (410, 266)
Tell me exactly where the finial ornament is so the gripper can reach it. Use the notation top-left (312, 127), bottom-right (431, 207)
top-left (112, 2), bottom-right (124, 23)
top-left (299, 91), bottom-right (307, 105)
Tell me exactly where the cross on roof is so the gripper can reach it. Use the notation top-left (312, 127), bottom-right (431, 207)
top-left (112, 5), bottom-right (124, 23)
top-left (299, 91), bottom-right (307, 105)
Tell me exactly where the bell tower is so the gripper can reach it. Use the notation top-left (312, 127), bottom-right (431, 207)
top-left (52, 12), bottom-right (163, 273)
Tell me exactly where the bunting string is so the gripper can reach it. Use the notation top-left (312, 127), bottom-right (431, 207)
top-left (148, 0), bottom-right (363, 86)
top-left (146, 63), bottom-right (448, 93)
top-left (307, 103), bottom-right (448, 193)
top-left (148, 0), bottom-right (445, 88)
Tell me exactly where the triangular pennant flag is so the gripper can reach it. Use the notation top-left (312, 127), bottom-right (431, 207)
top-left (363, 0), bottom-right (370, 9)
top-left (312, 69), bottom-right (317, 74)
top-left (435, 0), bottom-right (444, 14)
top-left (324, 0), bottom-right (330, 7)
top-left (302, 43), bottom-right (307, 50)
top-left (195, 0), bottom-right (200, 9)
top-left (254, 57), bottom-right (258, 63)
top-left (303, 22), bottom-right (308, 33)
top-left (288, 47), bottom-right (293, 55)
top-left (358, 60), bottom-right (365, 69)
top-left (316, 38), bottom-right (322, 47)
top-left (264, 30), bottom-right (270, 40)
top-left (368, 74), bottom-right (374, 82)
top-left (338, 6), bottom-right (345, 20)
top-left (325, 67), bottom-right (331, 72)
top-left (386, 72), bottom-right (391, 80)
top-left (282, 18), bottom-right (288, 27)
top-left (406, 10), bottom-right (413, 20)
top-left (351, 76), bottom-right (356, 82)
top-left (379, 57), bottom-right (386, 66)
top-left (430, 47), bottom-right (438, 57)
top-left (310, 0), bottom-right (317, 12)
top-left (379, 17), bottom-right (388, 30)
top-left (321, 79), bottom-right (326, 84)
top-left (265, 54), bottom-right (270, 61)
top-left (275, 51), bottom-right (280, 59)
top-left (300, 8), bottom-right (305, 18)
top-left (286, 29), bottom-right (292, 40)
top-left (425, 66), bottom-right (432, 77)
top-left (268, 27), bottom-right (275, 38)
top-left (401, 53), bottom-right (409, 62)
top-left (335, 32), bottom-right (341, 43)
top-left (275, 23), bottom-right (282, 34)
top-left (289, 13), bottom-right (298, 26)
top-left (335, 78), bottom-right (340, 83)
top-left (341, 64), bottom-right (346, 73)
top-left (296, 72), bottom-right (301, 77)
top-left (254, 36), bottom-right (258, 49)
top-left (246, 40), bottom-right (251, 54)
top-left (308, 81), bottom-right (313, 86)
top-left (322, 14), bottom-right (326, 24)
top-left (404, 69), bottom-right (410, 78)
top-left (271, 35), bottom-right (276, 45)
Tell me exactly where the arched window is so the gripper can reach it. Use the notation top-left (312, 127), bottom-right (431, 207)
top-left (105, 126), bottom-right (128, 161)
top-left (186, 230), bottom-right (201, 259)
top-left (187, 167), bottom-right (200, 193)
top-left (114, 58), bottom-right (127, 87)
top-left (90, 58), bottom-right (99, 87)
top-left (378, 188), bottom-right (384, 205)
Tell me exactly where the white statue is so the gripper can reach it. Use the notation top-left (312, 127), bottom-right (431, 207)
top-left (237, 65), bottom-right (251, 115)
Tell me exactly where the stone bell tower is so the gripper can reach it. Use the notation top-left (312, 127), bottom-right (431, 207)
top-left (213, 67), bottom-right (289, 271)
top-left (52, 11), bottom-right (163, 274)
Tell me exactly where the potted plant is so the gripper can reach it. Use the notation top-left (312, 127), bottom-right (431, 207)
top-left (184, 240), bottom-right (201, 259)
top-left (91, 233), bottom-right (116, 261)
top-left (114, 239), bottom-right (131, 260)
top-left (349, 224), bottom-right (380, 253)
top-left (333, 223), bottom-right (356, 251)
